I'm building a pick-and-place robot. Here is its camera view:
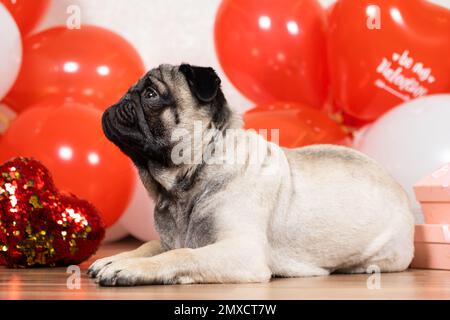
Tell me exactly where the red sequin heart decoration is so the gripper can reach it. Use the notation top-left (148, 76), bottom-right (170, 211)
top-left (0, 157), bottom-right (105, 268)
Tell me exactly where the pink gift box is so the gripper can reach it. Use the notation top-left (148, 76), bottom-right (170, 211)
top-left (411, 224), bottom-right (450, 270)
top-left (414, 164), bottom-right (450, 224)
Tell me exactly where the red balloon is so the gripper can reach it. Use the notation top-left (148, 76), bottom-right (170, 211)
top-left (0, 0), bottom-right (50, 35)
top-left (0, 102), bottom-right (135, 227)
top-left (328, 0), bottom-right (450, 122)
top-left (4, 25), bottom-right (145, 113)
top-left (243, 102), bottom-right (349, 148)
top-left (215, 0), bottom-right (329, 109)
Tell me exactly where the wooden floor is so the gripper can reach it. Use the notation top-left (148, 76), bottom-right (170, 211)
top-left (0, 238), bottom-right (449, 300)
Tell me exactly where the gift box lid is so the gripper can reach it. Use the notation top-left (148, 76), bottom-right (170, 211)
top-left (414, 164), bottom-right (450, 202)
top-left (414, 224), bottom-right (450, 244)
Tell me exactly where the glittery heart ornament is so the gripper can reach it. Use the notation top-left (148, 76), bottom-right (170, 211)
top-left (0, 157), bottom-right (105, 268)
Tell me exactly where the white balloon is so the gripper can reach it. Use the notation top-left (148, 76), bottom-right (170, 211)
top-left (357, 94), bottom-right (450, 222)
top-left (103, 220), bottom-right (129, 243)
top-left (120, 172), bottom-right (159, 242)
top-left (0, 4), bottom-right (22, 100)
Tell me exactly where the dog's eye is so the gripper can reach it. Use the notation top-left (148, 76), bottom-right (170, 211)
top-left (143, 87), bottom-right (158, 100)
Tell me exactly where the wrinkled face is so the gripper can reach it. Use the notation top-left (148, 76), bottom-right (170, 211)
top-left (102, 64), bottom-right (230, 168)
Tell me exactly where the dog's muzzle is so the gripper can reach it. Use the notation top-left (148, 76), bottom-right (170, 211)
top-left (102, 89), bottom-right (155, 149)
top-left (114, 97), bottom-right (136, 127)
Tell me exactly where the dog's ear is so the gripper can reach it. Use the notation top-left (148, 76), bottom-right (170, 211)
top-left (179, 64), bottom-right (221, 103)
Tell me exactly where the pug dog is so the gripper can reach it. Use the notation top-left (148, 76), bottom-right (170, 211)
top-left (88, 64), bottom-right (414, 286)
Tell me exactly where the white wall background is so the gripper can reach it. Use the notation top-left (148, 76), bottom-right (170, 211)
top-left (36, 0), bottom-right (450, 113)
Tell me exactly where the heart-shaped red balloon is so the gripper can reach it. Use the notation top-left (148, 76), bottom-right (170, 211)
top-left (0, 157), bottom-right (105, 268)
top-left (215, 0), bottom-right (329, 110)
top-left (328, 0), bottom-right (450, 123)
top-left (244, 102), bottom-right (349, 148)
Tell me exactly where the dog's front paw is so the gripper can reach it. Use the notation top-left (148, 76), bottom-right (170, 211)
top-left (87, 253), bottom-right (129, 278)
top-left (94, 258), bottom-right (161, 286)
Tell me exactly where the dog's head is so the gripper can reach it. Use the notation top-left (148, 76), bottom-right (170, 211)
top-left (102, 64), bottom-right (232, 168)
